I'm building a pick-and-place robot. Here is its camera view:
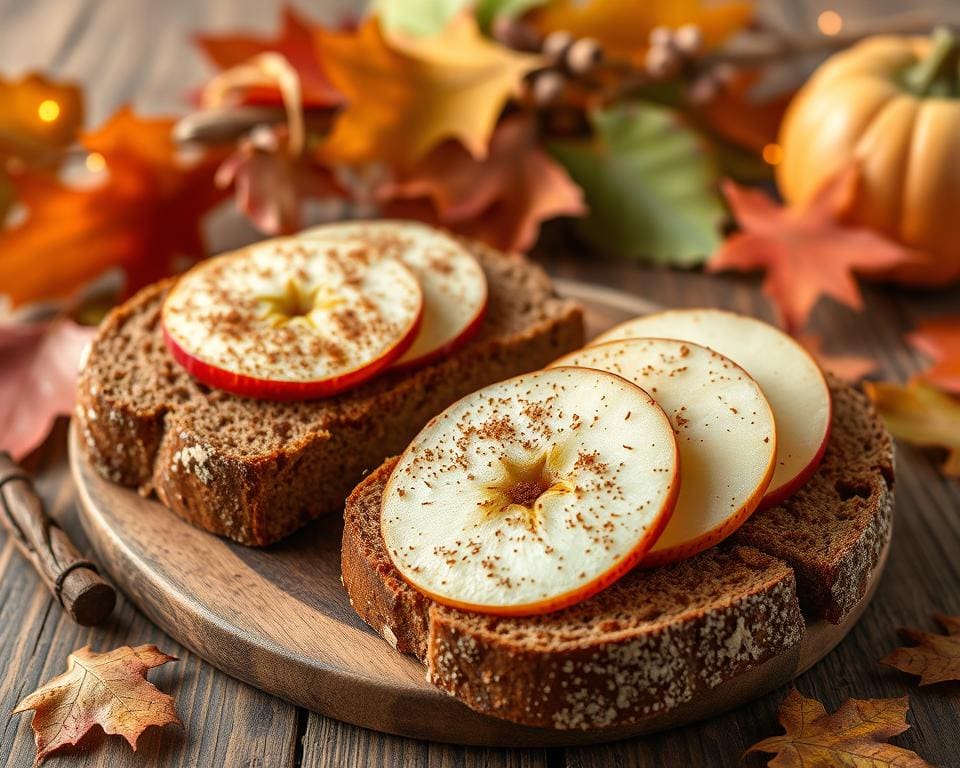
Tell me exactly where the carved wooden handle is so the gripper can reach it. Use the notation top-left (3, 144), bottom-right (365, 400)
top-left (0, 452), bottom-right (115, 625)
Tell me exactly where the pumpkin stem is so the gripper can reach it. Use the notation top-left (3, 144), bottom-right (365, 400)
top-left (903, 26), bottom-right (960, 98)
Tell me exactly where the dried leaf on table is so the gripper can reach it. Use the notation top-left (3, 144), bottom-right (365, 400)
top-left (217, 124), bottom-right (343, 234)
top-left (864, 381), bottom-right (960, 477)
top-left (0, 318), bottom-right (95, 460)
top-left (883, 614), bottom-right (960, 686)
top-left (797, 334), bottom-right (877, 383)
top-left (532, 0), bottom-right (753, 64)
top-left (706, 166), bottom-right (922, 334)
top-left (909, 316), bottom-right (960, 395)
top-left (317, 15), bottom-right (542, 168)
top-left (13, 644), bottom-right (179, 766)
top-left (0, 108), bottom-right (227, 307)
top-left (379, 114), bottom-right (585, 252)
top-left (549, 102), bottom-right (724, 266)
top-left (195, 5), bottom-right (344, 108)
top-left (747, 688), bottom-right (933, 767)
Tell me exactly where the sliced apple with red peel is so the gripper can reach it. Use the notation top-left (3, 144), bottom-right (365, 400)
top-left (161, 237), bottom-right (423, 400)
top-left (380, 367), bottom-right (680, 616)
top-left (591, 309), bottom-right (832, 508)
top-left (302, 221), bottom-right (488, 369)
top-left (552, 339), bottom-right (776, 566)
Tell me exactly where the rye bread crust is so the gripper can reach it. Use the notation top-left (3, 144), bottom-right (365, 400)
top-left (76, 244), bottom-right (584, 545)
top-left (341, 377), bottom-right (895, 728)
top-left (343, 458), bottom-right (804, 729)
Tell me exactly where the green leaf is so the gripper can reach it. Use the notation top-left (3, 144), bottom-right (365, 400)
top-left (475, 0), bottom-right (549, 32)
top-left (374, 0), bottom-right (473, 38)
top-left (549, 102), bottom-right (726, 267)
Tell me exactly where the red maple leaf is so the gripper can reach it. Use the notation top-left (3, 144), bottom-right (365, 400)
top-left (707, 166), bottom-right (923, 333)
top-left (909, 316), bottom-right (960, 395)
top-left (0, 108), bottom-right (227, 306)
top-left (195, 6), bottom-right (343, 108)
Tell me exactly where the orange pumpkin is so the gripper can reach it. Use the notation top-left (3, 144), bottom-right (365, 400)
top-left (777, 28), bottom-right (960, 286)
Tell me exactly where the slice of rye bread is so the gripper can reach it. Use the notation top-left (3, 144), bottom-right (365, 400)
top-left (75, 244), bottom-right (584, 546)
top-left (341, 376), bottom-right (894, 729)
top-left (343, 458), bottom-right (805, 730)
top-left (732, 373), bottom-right (895, 623)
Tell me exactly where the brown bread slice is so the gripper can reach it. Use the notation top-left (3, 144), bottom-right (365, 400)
top-left (343, 458), bottom-right (805, 730)
top-left (76, 243), bottom-right (584, 545)
top-left (732, 373), bottom-right (895, 623)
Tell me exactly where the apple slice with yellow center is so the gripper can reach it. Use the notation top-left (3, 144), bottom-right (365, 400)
top-left (380, 367), bottom-right (680, 616)
top-left (162, 237), bottom-right (423, 400)
top-left (591, 309), bottom-right (831, 507)
top-left (303, 221), bottom-right (488, 369)
top-left (552, 339), bottom-right (776, 566)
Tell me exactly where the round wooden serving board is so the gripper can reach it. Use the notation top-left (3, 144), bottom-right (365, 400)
top-left (70, 279), bottom-right (888, 747)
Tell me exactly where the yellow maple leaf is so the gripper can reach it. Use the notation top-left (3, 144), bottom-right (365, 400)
top-left (864, 381), bottom-right (960, 477)
top-left (317, 15), bottom-right (542, 168)
top-left (533, 0), bottom-right (753, 63)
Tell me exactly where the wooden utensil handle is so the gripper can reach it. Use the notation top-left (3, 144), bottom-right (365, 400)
top-left (0, 452), bottom-right (115, 625)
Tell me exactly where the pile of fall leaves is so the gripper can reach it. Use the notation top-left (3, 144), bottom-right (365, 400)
top-left (12, 614), bottom-right (960, 764)
top-left (1, 2), bottom-right (960, 471)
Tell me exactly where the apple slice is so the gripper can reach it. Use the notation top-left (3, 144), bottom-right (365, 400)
top-left (303, 221), bottom-right (488, 369)
top-left (591, 309), bottom-right (832, 507)
top-left (380, 367), bottom-right (680, 616)
top-left (162, 237), bottom-right (423, 400)
top-left (552, 339), bottom-right (776, 566)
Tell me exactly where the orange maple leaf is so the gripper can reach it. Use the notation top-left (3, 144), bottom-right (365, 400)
top-left (797, 333), bottom-right (877, 383)
top-left (532, 0), bottom-right (752, 64)
top-left (707, 166), bottom-right (922, 334)
top-left (747, 688), bottom-right (932, 767)
top-left (379, 114), bottom-right (585, 252)
top-left (883, 614), bottom-right (960, 686)
top-left (0, 108), bottom-right (227, 307)
top-left (317, 15), bottom-right (542, 168)
top-left (195, 5), bottom-right (343, 108)
top-left (909, 316), bottom-right (960, 395)
top-left (13, 644), bottom-right (179, 765)
top-left (864, 381), bottom-right (960, 477)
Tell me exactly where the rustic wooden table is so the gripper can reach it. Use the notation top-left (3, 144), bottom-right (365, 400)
top-left (2, 2), bottom-right (960, 766)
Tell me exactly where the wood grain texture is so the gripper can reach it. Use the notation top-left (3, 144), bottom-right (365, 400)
top-left (65, 282), bottom-right (887, 748)
top-left (2, 0), bottom-right (960, 765)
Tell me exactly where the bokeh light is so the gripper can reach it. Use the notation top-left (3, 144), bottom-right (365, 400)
top-left (817, 10), bottom-right (843, 36)
top-left (85, 152), bottom-right (106, 172)
top-left (37, 99), bottom-right (60, 122)
top-left (762, 143), bottom-right (784, 166)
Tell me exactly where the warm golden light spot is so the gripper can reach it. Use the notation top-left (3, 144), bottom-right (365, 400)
top-left (37, 99), bottom-right (60, 122)
top-left (762, 143), bottom-right (784, 166)
top-left (257, 277), bottom-right (342, 328)
top-left (817, 10), bottom-right (843, 36)
top-left (85, 152), bottom-right (106, 172)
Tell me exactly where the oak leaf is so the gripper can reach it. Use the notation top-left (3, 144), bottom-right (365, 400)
top-left (195, 6), bottom-right (343, 108)
top-left (379, 114), bottom-right (585, 252)
top-left (707, 167), bottom-right (922, 333)
top-left (747, 688), bottom-right (932, 767)
top-left (318, 15), bottom-right (542, 168)
top-left (0, 108), bottom-right (227, 307)
top-left (13, 644), bottom-right (179, 766)
top-left (909, 316), bottom-right (960, 395)
top-left (864, 381), bottom-right (960, 477)
top-left (883, 614), bottom-right (960, 686)
top-left (532, 0), bottom-right (752, 64)
top-left (0, 317), bottom-right (95, 459)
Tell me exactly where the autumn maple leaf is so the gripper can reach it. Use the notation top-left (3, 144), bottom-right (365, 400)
top-left (317, 15), bottom-right (542, 168)
top-left (747, 688), bottom-right (932, 767)
top-left (195, 5), bottom-right (343, 108)
top-left (864, 381), bottom-right (960, 477)
top-left (909, 316), bottom-right (960, 395)
top-left (532, 0), bottom-right (752, 64)
top-left (13, 644), bottom-right (179, 765)
top-left (883, 614), bottom-right (960, 686)
top-left (379, 114), bottom-right (585, 252)
top-left (707, 166), bottom-right (922, 333)
top-left (0, 108), bottom-right (227, 307)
